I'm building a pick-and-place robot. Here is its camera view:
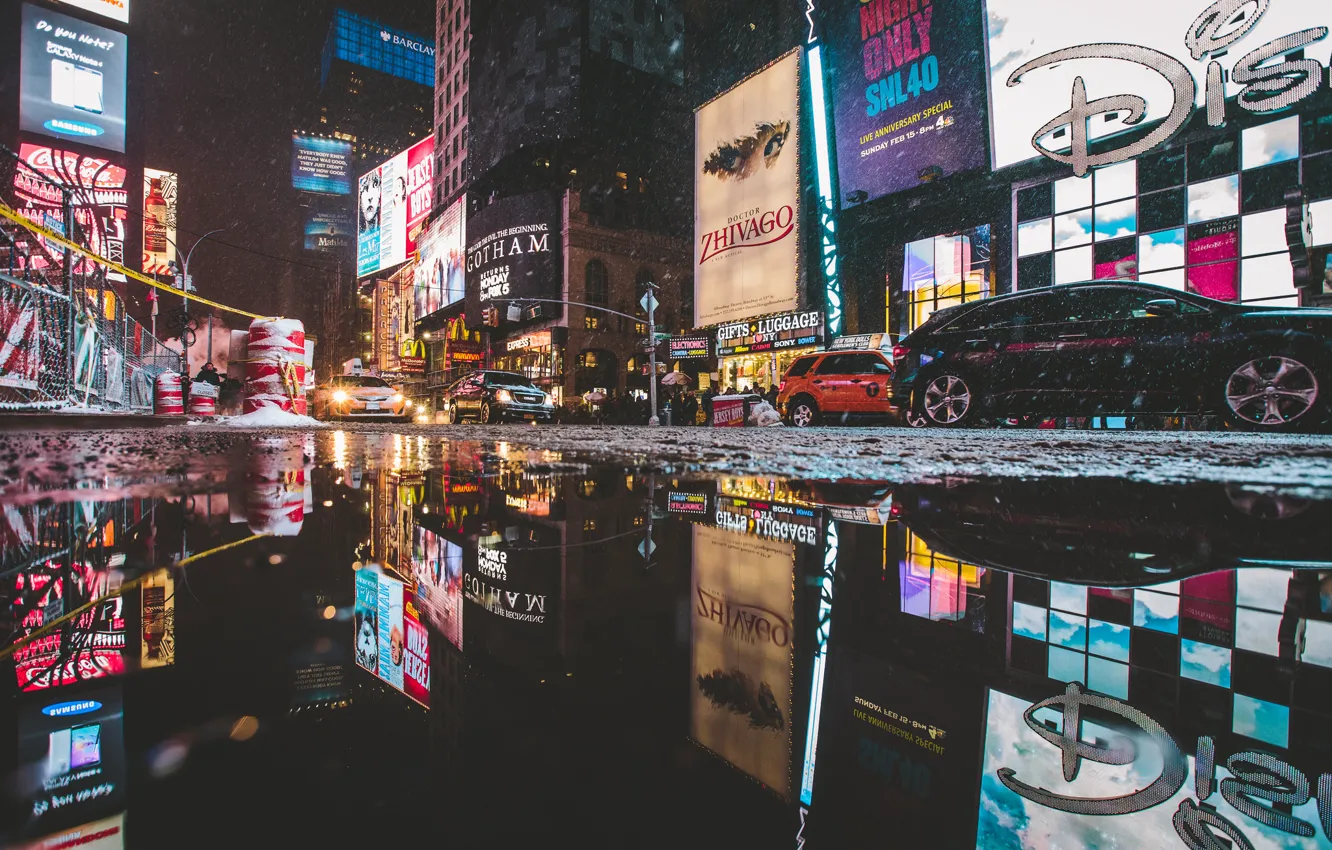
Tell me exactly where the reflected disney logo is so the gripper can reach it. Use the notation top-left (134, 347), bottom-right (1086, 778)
top-left (1008, 0), bottom-right (1329, 175)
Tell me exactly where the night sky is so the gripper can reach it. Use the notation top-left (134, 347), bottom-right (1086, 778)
top-left (135, 0), bottom-right (432, 318)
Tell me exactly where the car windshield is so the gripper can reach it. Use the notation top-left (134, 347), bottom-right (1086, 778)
top-left (335, 376), bottom-right (391, 388)
top-left (486, 372), bottom-right (537, 388)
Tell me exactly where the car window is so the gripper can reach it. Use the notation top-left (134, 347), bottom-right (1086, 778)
top-left (840, 353), bottom-right (892, 374)
top-left (944, 293), bottom-right (1053, 332)
top-left (334, 376), bottom-right (390, 388)
top-left (814, 354), bottom-right (854, 374)
top-left (785, 356), bottom-right (818, 378)
top-left (1061, 287), bottom-right (1161, 321)
top-left (486, 372), bottom-right (536, 388)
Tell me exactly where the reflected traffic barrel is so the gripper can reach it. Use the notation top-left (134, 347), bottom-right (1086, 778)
top-left (154, 371), bottom-right (184, 415)
top-left (245, 436), bottom-right (306, 537)
top-left (243, 318), bottom-right (307, 415)
top-left (187, 381), bottom-right (218, 417)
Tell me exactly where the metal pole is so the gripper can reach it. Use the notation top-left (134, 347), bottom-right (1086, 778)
top-left (179, 229), bottom-right (225, 376)
top-left (647, 283), bottom-right (659, 426)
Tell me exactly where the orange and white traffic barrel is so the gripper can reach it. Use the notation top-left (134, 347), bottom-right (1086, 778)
top-left (154, 372), bottom-right (184, 415)
top-left (243, 318), bottom-right (307, 415)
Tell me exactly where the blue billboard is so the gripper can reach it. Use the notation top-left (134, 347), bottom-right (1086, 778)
top-left (292, 135), bottom-right (354, 195)
top-left (322, 9), bottom-right (435, 88)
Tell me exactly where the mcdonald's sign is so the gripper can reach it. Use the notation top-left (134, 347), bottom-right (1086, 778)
top-left (399, 338), bottom-right (426, 373)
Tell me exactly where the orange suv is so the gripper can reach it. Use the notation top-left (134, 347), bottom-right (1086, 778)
top-left (777, 350), bottom-right (897, 427)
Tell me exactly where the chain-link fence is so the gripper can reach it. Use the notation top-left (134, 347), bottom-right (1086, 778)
top-left (1, 144), bottom-right (181, 412)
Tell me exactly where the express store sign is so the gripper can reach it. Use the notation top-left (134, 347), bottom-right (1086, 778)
top-left (714, 310), bottom-right (823, 357)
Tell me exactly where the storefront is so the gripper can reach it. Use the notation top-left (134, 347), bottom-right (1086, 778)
top-left (424, 315), bottom-right (485, 410)
top-left (713, 309), bottom-right (824, 392)
top-left (491, 327), bottom-right (568, 406)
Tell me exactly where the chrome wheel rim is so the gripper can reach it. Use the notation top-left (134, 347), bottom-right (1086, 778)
top-left (1226, 356), bottom-right (1318, 426)
top-left (923, 375), bottom-right (971, 424)
top-left (792, 404), bottom-right (814, 427)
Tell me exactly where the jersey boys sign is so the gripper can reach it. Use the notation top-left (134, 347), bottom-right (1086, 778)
top-left (356, 136), bottom-right (434, 278)
top-left (694, 49), bottom-right (802, 328)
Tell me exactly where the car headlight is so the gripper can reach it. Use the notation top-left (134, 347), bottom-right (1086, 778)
top-left (332, 390), bottom-right (349, 402)
top-left (542, 394), bottom-right (554, 407)
top-left (496, 389), bottom-right (513, 403)
top-left (404, 399), bottom-right (413, 408)
top-left (392, 393), bottom-right (404, 403)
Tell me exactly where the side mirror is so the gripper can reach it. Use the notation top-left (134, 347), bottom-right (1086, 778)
top-left (1144, 299), bottom-right (1179, 316)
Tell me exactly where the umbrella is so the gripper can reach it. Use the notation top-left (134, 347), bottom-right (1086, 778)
top-left (660, 372), bottom-right (691, 386)
top-left (583, 391), bottom-right (607, 403)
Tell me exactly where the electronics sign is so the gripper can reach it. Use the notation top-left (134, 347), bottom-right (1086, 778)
top-left (292, 135), bottom-right (354, 195)
top-left (415, 196), bottom-right (467, 319)
top-left (828, 0), bottom-right (987, 206)
top-left (16, 686), bottom-right (126, 843)
top-left (20, 5), bottom-right (128, 153)
top-left (357, 137), bottom-right (434, 278)
top-left (985, 0), bottom-right (1332, 173)
top-left (353, 564), bottom-right (429, 707)
top-left (465, 191), bottom-right (562, 322)
top-left (694, 49), bottom-right (801, 327)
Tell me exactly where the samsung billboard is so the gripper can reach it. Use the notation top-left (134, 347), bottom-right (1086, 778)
top-left (20, 4), bottom-right (128, 153)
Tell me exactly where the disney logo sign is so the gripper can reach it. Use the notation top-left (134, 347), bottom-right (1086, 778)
top-left (998, 0), bottom-right (1329, 175)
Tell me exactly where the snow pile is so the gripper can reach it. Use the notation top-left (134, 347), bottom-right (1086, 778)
top-left (225, 407), bottom-right (324, 428)
top-left (748, 401), bottom-right (783, 427)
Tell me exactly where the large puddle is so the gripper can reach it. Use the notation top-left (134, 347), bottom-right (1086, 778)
top-left (2, 431), bottom-right (1330, 848)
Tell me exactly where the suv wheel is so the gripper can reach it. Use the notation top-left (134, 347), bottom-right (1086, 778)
top-left (480, 401), bottom-right (497, 424)
top-left (443, 403), bottom-right (457, 425)
top-left (919, 373), bottom-right (976, 427)
top-left (788, 397), bottom-right (820, 427)
top-left (1222, 353), bottom-right (1322, 432)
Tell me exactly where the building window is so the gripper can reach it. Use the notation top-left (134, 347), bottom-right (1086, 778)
top-left (1014, 117), bottom-right (1303, 305)
top-left (585, 259), bottom-right (609, 306)
top-left (902, 225), bottom-right (992, 332)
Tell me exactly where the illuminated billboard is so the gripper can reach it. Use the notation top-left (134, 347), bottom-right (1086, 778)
top-left (20, 5), bottom-right (128, 153)
top-left (828, 0), bottom-right (987, 206)
top-left (465, 191), bottom-right (562, 320)
top-left (292, 135), bottom-right (354, 195)
top-left (15, 595), bottom-right (126, 691)
top-left (141, 168), bottom-right (177, 276)
top-left (357, 137), bottom-right (434, 278)
top-left (694, 50), bottom-right (801, 328)
top-left (690, 524), bottom-right (794, 799)
top-left (16, 687), bottom-right (126, 843)
top-left (54, 0), bottom-right (129, 23)
top-left (353, 564), bottom-right (429, 706)
top-left (413, 526), bottom-right (463, 651)
top-left (415, 197), bottom-right (467, 319)
top-left (323, 9), bottom-right (435, 88)
top-left (985, 0), bottom-right (1332, 172)
top-left (12, 143), bottom-right (128, 279)
top-left (303, 204), bottom-right (354, 253)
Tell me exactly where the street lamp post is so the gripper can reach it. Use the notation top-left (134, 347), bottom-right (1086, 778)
top-left (166, 228), bottom-right (225, 374)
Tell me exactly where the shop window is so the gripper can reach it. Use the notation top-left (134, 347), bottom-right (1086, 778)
top-left (1015, 182), bottom-right (1052, 221)
top-left (585, 259), bottom-right (609, 305)
top-left (1138, 188), bottom-right (1185, 233)
top-left (901, 225), bottom-right (991, 332)
top-left (585, 315), bottom-right (602, 330)
top-left (1241, 160), bottom-right (1299, 213)
top-left (1188, 132), bottom-right (1239, 182)
top-left (1137, 148), bottom-right (1186, 193)
top-left (1241, 116), bottom-right (1299, 170)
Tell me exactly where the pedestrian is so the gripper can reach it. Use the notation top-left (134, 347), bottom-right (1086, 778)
top-left (194, 361), bottom-right (221, 386)
top-left (764, 384), bottom-right (779, 407)
top-left (702, 386), bottom-right (717, 424)
top-left (682, 391), bottom-right (699, 426)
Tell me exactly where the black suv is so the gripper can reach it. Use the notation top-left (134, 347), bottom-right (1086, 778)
top-left (439, 371), bottom-right (554, 424)
top-left (890, 281), bottom-right (1332, 432)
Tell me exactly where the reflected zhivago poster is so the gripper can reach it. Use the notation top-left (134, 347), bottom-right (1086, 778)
top-left (690, 524), bottom-right (794, 799)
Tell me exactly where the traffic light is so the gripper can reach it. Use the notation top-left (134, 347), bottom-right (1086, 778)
top-left (481, 306), bottom-right (499, 327)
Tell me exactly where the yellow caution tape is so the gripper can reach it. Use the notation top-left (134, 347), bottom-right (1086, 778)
top-left (0, 201), bottom-right (266, 320)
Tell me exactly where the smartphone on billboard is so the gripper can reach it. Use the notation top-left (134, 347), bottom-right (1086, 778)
top-left (47, 728), bottom-right (72, 776)
top-left (70, 723), bottom-right (102, 768)
top-left (50, 59), bottom-right (104, 114)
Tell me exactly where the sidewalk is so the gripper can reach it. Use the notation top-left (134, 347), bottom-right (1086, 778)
top-left (0, 411), bottom-right (188, 431)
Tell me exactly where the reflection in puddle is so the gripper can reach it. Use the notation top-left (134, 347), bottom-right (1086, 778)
top-left (1, 432), bottom-right (1330, 848)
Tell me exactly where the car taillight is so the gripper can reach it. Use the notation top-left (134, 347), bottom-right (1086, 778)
top-left (892, 344), bottom-right (909, 361)
top-left (778, 381), bottom-right (786, 392)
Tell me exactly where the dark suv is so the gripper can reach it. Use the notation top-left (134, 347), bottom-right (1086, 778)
top-left (439, 371), bottom-right (554, 424)
top-left (890, 281), bottom-right (1332, 432)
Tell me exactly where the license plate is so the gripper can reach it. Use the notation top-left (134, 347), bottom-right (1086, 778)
top-left (365, 402), bottom-right (379, 411)
top-left (523, 413), bottom-right (536, 420)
